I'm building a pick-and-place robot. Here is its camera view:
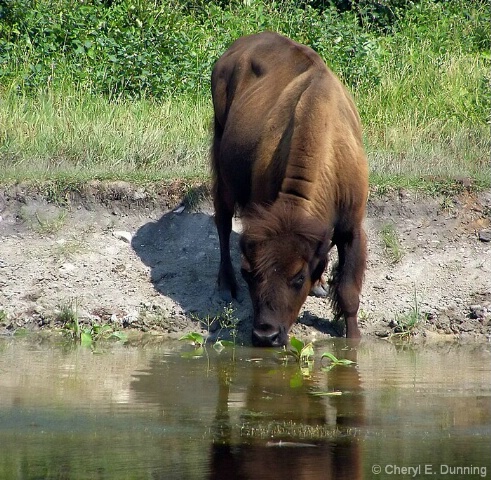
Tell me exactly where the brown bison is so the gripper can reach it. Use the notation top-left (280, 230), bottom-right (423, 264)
top-left (211, 32), bottom-right (368, 347)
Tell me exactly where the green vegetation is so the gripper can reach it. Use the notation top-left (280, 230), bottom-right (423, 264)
top-left (279, 336), bottom-right (314, 363)
top-left (57, 299), bottom-right (128, 346)
top-left (380, 223), bottom-right (404, 263)
top-left (0, 0), bottom-right (488, 189)
top-left (179, 303), bottom-right (239, 355)
top-left (320, 351), bottom-right (356, 370)
top-left (279, 336), bottom-right (356, 381)
top-left (390, 288), bottom-right (425, 340)
top-left (17, 205), bottom-right (68, 234)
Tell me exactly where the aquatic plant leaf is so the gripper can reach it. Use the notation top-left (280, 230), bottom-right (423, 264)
top-left (290, 336), bottom-right (304, 355)
top-left (336, 359), bottom-right (355, 366)
top-left (321, 352), bottom-right (338, 363)
top-left (179, 332), bottom-right (205, 346)
top-left (181, 347), bottom-right (205, 359)
top-left (300, 343), bottom-right (314, 361)
top-left (213, 340), bottom-right (234, 352)
top-left (109, 331), bottom-right (128, 343)
top-left (80, 331), bottom-right (93, 346)
top-left (321, 352), bottom-right (356, 368)
top-left (299, 364), bottom-right (313, 377)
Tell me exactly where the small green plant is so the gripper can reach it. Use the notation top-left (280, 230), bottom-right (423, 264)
top-left (0, 309), bottom-right (7, 323)
top-left (380, 223), bottom-right (404, 263)
top-left (320, 352), bottom-right (356, 372)
top-left (182, 184), bottom-right (209, 211)
top-left (179, 331), bottom-right (205, 348)
top-left (440, 196), bottom-right (455, 212)
top-left (278, 336), bottom-right (315, 377)
top-left (179, 332), bottom-right (208, 358)
top-left (279, 336), bottom-right (314, 363)
top-left (35, 210), bottom-right (67, 234)
top-left (58, 300), bottom-right (80, 336)
top-left (58, 300), bottom-right (127, 346)
top-left (18, 207), bottom-right (68, 235)
top-left (390, 289), bottom-right (423, 340)
top-left (216, 304), bottom-right (240, 346)
top-left (53, 238), bottom-right (86, 260)
top-left (180, 304), bottom-right (239, 356)
top-left (357, 308), bottom-right (372, 323)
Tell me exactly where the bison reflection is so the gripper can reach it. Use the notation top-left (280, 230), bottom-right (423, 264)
top-left (211, 32), bottom-right (369, 346)
top-left (209, 343), bottom-right (364, 480)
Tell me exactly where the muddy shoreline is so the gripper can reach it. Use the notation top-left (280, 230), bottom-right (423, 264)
top-left (0, 181), bottom-right (490, 345)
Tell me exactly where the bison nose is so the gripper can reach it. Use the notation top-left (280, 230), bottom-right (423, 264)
top-left (252, 325), bottom-right (285, 347)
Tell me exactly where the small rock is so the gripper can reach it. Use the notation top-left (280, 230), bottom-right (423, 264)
top-left (469, 304), bottom-right (487, 319)
top-left (374, 330), bottom-right (389, 338)
top-left (173, 204), bottom-right (185, 214)
top-left (478, 230), bottom-right (491, 242)
top-left (388, 319), bottom-right (398, 329)
top-left (113, 230), bottom-right (133, 243)
top-left (59, 263), bottom-right (76, 274)
top-left (133, 189), bottom-right (146, 200)
top-left (458, 320), bottom-right (475, 332)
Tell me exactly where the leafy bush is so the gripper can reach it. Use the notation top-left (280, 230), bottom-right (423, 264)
top-left (1, 0), bottom-right (487, 102)
top-left (0, 0), bottom-right (391, 97)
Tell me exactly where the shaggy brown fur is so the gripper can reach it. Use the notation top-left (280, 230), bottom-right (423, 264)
top-left (211, 31), bottom-right (368, 346)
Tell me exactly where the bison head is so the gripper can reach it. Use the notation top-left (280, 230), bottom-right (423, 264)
top-left (240, 203), bottom-right (331, 347)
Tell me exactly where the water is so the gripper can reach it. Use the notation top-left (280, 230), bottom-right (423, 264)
top-left (0, 338), bottom-right (490, 480)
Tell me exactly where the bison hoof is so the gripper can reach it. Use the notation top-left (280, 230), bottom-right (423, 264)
top-left (218, 286), bottom-right (244, 303)
top-left (310, 283), bottom-right (329, 298)
top-left (218, 287), bottom-right (234, 303)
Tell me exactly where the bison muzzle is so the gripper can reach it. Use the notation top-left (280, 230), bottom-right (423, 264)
top-left (211, 32), bottom-right (369, 347)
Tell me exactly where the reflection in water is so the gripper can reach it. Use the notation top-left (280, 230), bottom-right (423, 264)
top-left (207, 342), bottom-right (364, 480)
top-left (0, 339), bottom-right (490, 479)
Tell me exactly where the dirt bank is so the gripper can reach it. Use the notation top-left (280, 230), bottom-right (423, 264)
top-left (0, 181), bottom-right (490, 345)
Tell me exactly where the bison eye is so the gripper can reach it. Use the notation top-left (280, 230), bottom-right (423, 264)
top-left (290, 273), bottom-right (306, 290)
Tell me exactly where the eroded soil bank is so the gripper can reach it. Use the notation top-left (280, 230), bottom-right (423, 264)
top-left (0, 181), bottom-right (490, 344)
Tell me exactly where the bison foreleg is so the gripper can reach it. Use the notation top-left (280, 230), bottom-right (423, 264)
top-left (214, 188), bottom-right (238, 302)
top-left (330, 228), bottom-right (367, 338)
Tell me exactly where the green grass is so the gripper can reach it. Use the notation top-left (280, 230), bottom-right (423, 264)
top-left (0, 89), bottom-right (211, 182)
top-left (0, 0), bottom-right (488, 190)
top-left (380, 223), bottom-right (404, 264)
top-left (390, 289), bottom-right (425, 341)
top-left (362, 49), bottom-right (489, 182)
top-left (1, 80), bottom-right (487, 190)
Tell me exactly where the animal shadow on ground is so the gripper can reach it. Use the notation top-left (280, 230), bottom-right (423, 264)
top-left (131, 209), bottom-right (253, 340)
top-left (132, 208), bottom-right (342, 343)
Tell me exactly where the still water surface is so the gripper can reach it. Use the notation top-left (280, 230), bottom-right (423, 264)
top-left (0, 338), bottom-right (490, 479)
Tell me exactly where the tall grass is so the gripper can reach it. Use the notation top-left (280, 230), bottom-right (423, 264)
top-left (361, 49), bottom-right (489, 182)
top-left (0, 88), bottom-right (211, 181)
